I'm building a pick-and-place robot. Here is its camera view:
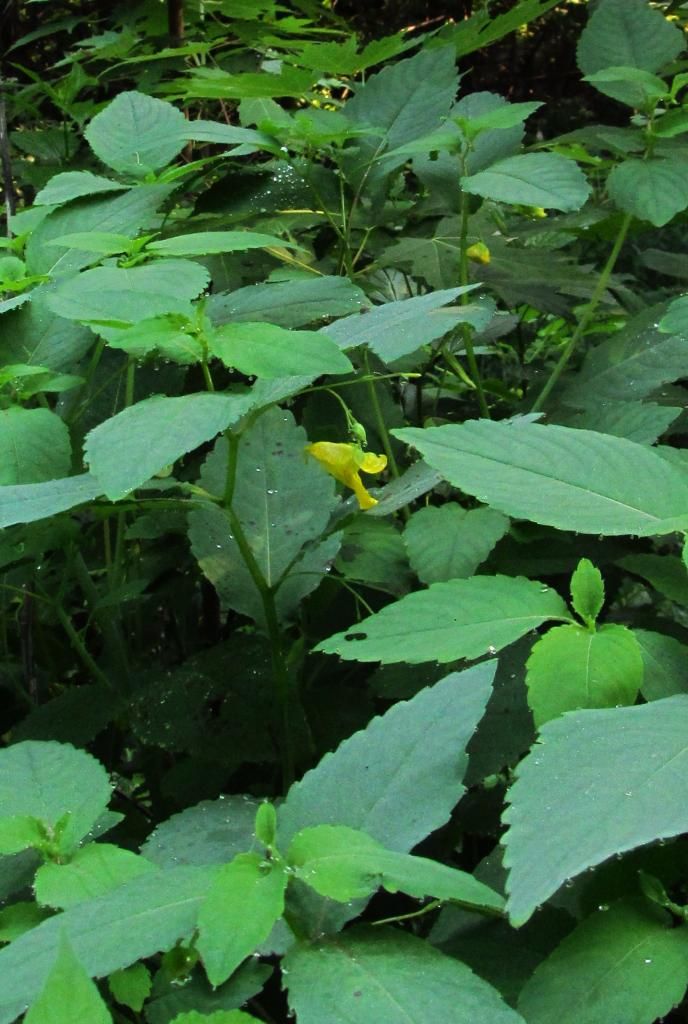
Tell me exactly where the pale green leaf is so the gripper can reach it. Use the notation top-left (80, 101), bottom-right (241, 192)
top-left (85, 91), bottom-right (187, 176)
top-left (147, 231), bottom-right (296, 257)
top-left (525, 623), bottom-right (643, 726)
top-left (24, 937), bottom-right (112, 1024)
top-left (182, 65), bottom-right (318, 100)
top-left (394, 420), bottom-right (688, 536)
top-left (33, 172), bottom-right (126, 207)
top-left (461, 154), bottom-right (591, 212)
top-left (108, 963), bottom-right (151, 1013)
top-left (279, 662), bottom-right (494, 851)
top-left (284, 926), bottom-right (525, 1024)
top-left (99, 316), bottom-right (203, 364)
top-left (320, 287), bottom-right (490, 362)
top-left (0, 741), bottom-right (111, 854)
top-left (85, 392), bottom-right (254, 500)
top-left (503, 696), bottom-right (688, 924)
top-left (0, 474), bottom-right (101, 529)
top-left (608, 158), bottom-right (688, 226)
top-left (197, 854), bottom-right (287, 987)
top-left (46, 231), bottom-right (133, 255)
top-left (570, 558), bottom-right (604, 625)
top-left (0, 407), bottom-right (71, 484)
top-left (577, 0), bottom-right (684, 77)
top-left (316, 575), bottom-right (571, 665)
top-left (0, 816), bottom-right (46, 855)
top-left (34, 843), bottom-right (156, 909)
top-left (518, 900), bottom-right (688, 1024)
top-left (0, 867), bottom-right (214, 1024)
top-left (208, 276), bottom-right (367, 329)
top-left (404, 503), bottom-right (509, 584)
top-left (635, 629), bottom-right (688, 701)
top-left (209, 322), bottom-right (352, 377)
top-left (288, 825), bottom-right (504, 913)
top-left (47, 260), bottom-right (209, 325)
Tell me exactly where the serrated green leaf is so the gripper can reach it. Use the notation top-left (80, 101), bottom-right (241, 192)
top-left (0, 741), bottom-right (111, 854)
top-left (85, 392), bottom-right (254, 500)
top-left (85, 91), bottom-right (187, 176)
top-left (284, 926), bottom-right (525, 1024)
top-left (33, 172), bottom-right (126, 207)
top-left (395, 420), bottom-right (688, 536)
top-left (147, 231), bottom-right (297, 257)
top-left (197, 853), bottom-right (287, 987)
top-left (404, 503), bottom-right (509, 584)
top-left (0, 867), bottom-right (215, 1024)
top-left (525, 623), bottom-right (643, 726)
top-left (34, 844), bottom-right (156, 909)
top-left (208, 276), bottom-right (367, 329)
top-left (517, 900), bottom-right (688, 1024)
top-left (320, 288), bottom-right (490, 362)
top-left (47, 260), bottom-right (209, 325)
top-left (316, 575), bottom-right (571, 665)
top-left (46, 231), bottom-right (134, 256)
top-left (503, 696), bottom-right (688, 924)
top-left (279, 662), bottom-right (494, 851)
top-left (0, 474), bottom-right (102, 529)
top-left (288, 825), bottom-right (504, 913)
top-left (209, 322), bottom-right (352, 378)
top-left (608, 157), bottom-right (688, 226)
top-left (635, 629), bottom-right (688, 701)
top-left (0, 816), bottom-right (46, 855)
top-left (583, 66), bottom-right (668, 108)
top-left (108, 962), bottom-right (151, 1013)
top-left (25, 936), bottom-right (112, 1024)
top-left (100, 316), bottom-right (203, 364)
top-left (461, 154), bottom-right (591, 212)
top-left (577, 0), bottom-right (684, 77)
top-left (570, 558), bottom-right (604, 624)
top-left (0, 407), bottom-right (71, 484)
top-left (142, 797), bottom-right (260, 869)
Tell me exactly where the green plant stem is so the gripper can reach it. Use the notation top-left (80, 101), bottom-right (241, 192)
top-left (458, 190), bottom-right (490, 418)
top-left (55, 604), bottom-right (114, 692)
top-left (72, 551), bottom-right (131, 694)
top-left (531, 212), bottom-right (633, 412)
top-left (362, 352), bottom-right (400, 479)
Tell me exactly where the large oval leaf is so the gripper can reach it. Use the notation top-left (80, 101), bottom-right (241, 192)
top-left (395, 420), bottom-right (688, 536)
top-left (84, 91), bottom-right (187, 176)
top-left (461, 153), bottom-right (591, 212)
top-left (315, 575), bottom-right (571, 665)
top-left (503, 696), bottom-right (688, 925)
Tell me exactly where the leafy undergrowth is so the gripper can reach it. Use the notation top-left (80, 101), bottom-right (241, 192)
top-left (1, 1), bottom-right (688, 1022)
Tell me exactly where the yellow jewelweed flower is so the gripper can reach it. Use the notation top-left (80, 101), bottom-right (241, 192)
top-left (466, 241), bottom-right (491, 265)
top-left (305, 442), bottom-right (387, 510)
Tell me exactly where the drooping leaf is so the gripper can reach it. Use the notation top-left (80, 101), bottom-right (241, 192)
top-left (197, 854), bottom-right (287, 987)
top-left (503, 695), bottom-right (688, 925)
top-left (607, 158), bottom-right (688, 227)
top-left (404, 504), bottom-right (509, 584)
top-left (395, 420), bottom-right (688, 536)
top-left (34, 172), bottom-right (127, 206)
top-left (284, 926), bottom-right (525, 1024)
top-left (577, 0), bottom-right (684, 77)
top-left (316, 575), bottom-right (571, 665)
top-left (0, 407), bottom-right (71, 484)
top-left (279, 662), bottom-right (495, 850)
top-left (34, 844), bottom-right (156, 909)
top-left (320, 288), bottom-right (486, 362)
top-left (525, 623), bottom-right (643, 726)
top-left (0, 741), bottom-right (112, 855)
top-left (24, 936), bottom-right (112, 1024)
top-left (517, 900), bottom-right (688, 1024)
top-left (207, 276), bottom-right (367, 329)
top-left (0, 867), bottom-right (215, 1024)
top-left (85, 91), bottom-right (187, 176)
top-left (47, 260), bottom-right (209, 325)
top-left (288, 824), bottom-right (504, 913)
top-left (85, 392), bottom-right (254, 500)
top-left (461, 154), bottom-right (591, 212)
top-left (619, 553), bottom-right (688, 607)
top-left (0, 474), bottom-right (102, 529)
top-left (209, 322), bottom-right (352, 378)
